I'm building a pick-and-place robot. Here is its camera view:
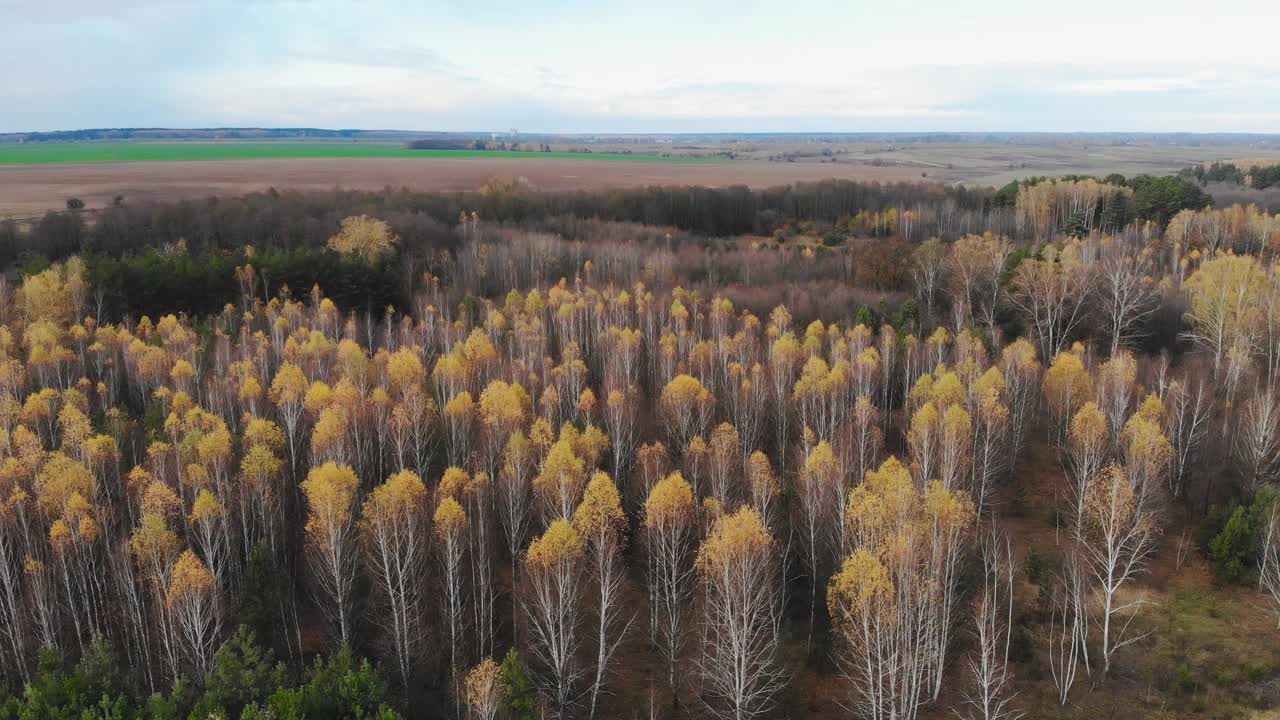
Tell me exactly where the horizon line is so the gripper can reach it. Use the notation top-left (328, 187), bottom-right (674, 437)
top-left (6, 127), bottom-right (1280, 139)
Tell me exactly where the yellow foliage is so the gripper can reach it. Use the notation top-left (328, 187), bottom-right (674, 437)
top-left (479, 381), bottom-right (530, 429)
top-left (129, 512), bottom-right (180, 576)
top-left (167, 550), bottom-right (214, 608)
top-left (141, 480), bottom-right (182, 520)
top-left (526, 518), bottom-right (584, 569)
top-left (327, 215), bottom-right (397, 261)
top-left (443, 391), bottom-right (476, 419)
top-left (439, 466), bottom-right (471, 500)
top-left (534, 435), bottom-right (587, 514)
top-left (304, 382), bottom-right (334, 416)
top-left (829, 550), bottom-right (893, 615)
top-left (930, 371), bottom-right (966, 409)
top-left (804, 440), bottom-right (838, 479)
top-left (1184, 254), bottom-right (1267, 353)
top-left (16, 257), bottom-right (87, 324)
top-left (362, 469), bottom-right (427, 531)
top-left (269, 364), bottom-right (308, 407)
top-left (35, 453), bottom-right (94, 517)
top-left (1043, 350), bottom-right (1092, 417)
top-left (189, 489), bottom-right (224, 527)
top-left (386, 349), bottom-right (425, 395)
top-left (301, 463), bottom-right (360, 543)
top-left (661, 374), bottom-right (713, 412)
top-left (434, 496), bottom-right (468, 538)
top-left (747, 451), bottom-right (779, 504)
top-left (1070, 402), bottom-right (1108, 448)
top-left (696, 507), bottom-right (772, 574)
top-left (644, 471), bottom-right (695, 528)
top-left (243, 417), bottom-right (286, 451)
top-left (574, 471), bottom-right (624, 537)
top-left (464, 658), bottom-right (505, 714)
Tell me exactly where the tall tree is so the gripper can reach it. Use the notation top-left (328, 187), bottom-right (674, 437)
top-left (696, 507), bottom-right (786, 720)
top-left (301, 462), bottom-right (360, 646)
top-left (573, 472), bottom-right (631, 720)
top-left (1079, 463), bottom-right (1161, 672)
top-left (1183, 253), bottom-right (1266, 381)
top-left (523, 519), bottom-right (585, 720)
top-left (435, 494), bottom-right (470, 717)
top-left (360, 469), bottom-right (429, 688)
top-left (643, 471), bottom-right (697, 700)
top-left (166, 549), bottom-right (220, 680)
top-left (1007, 241), bottom-right (1094, 360)
top-left (957, 527), bottom-right (1021, 720)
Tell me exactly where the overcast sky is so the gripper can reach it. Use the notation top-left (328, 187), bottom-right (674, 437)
top-left (3, 0), bottom-right (1279, 134)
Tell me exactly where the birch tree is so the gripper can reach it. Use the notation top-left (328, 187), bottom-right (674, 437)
top-left (361, 468), bottom-right (429, 688)
top-left (436, 495), bottom-right (470, 717)
top-left (1079, 463), bottom-right (1160, 673)
top-left (1183, 253), bottom-right (1266, 381)
top-left (696, 507), bottom-right (786, 720)
top-left (1007, 241), bottom-right (1093, 360)
top-left (957, 528), bottom-right (1021, 720)
top-left (523, 519), bottom-right (585, 720)
top-left (1098, 247), bottom-right (1159, 357)
top-left (166, 549), bottom-right (220, 680)
top-left (1258, 500), bottom-right (1280, 628)
top-left (301, 462), bottom-right (360, 646)
top-left (643, 471), bottom-right (697, 699)
top-left (573, 472), bottom-right (631, 720)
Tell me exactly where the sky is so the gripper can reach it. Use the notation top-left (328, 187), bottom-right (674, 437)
top-left (3, 0), bottom-right (1279, 134)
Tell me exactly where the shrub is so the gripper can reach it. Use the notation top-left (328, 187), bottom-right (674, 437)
top-left (1174, 663), bottom-right (1199, 695)
top-left (500, 648), bottom-right (536, 720)
top-left (1209, 506), bottom-right (1253, 583)
top-left (1024, 545), bottom-right (1060, 586)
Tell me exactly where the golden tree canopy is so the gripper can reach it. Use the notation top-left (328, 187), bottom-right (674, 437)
top-left (167, 549), bottom-right (214, 608)
top-left (1043, 350), bottom-right (1092, 414)
top-left (434, 496), bottom-right (468, 540)
top-left (327, 215), bottom-right (398, 262)
top-left (644, 471), bottom-right (695, 528)
top-left (16, 257), bottom-right (87, 324)
top-left (526, 518), bottom-right (584, 569)
top-left (696, 507), bottom-right (773, 574)
top-left (301, 463), bottom-right (360, 537)
top-left (464, 658), bottom-right (505, 712)
top-left (362, 469), bottom-right (427, 532)
top-left (829, 549), bottom-right (893, 616)
top-left (573, 471), bottom-right (625, 537)
top-left (1184, 253), bottom-right (1267, 350)
top-left (479, 380), bottom-right (531, 429)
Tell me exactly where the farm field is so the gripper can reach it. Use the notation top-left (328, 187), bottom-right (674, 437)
top-left (4, 138), bottom-right (1280, 220)
top-left (0, 155), bottom-right (921, 218)
top-left (0, 141), bottom-right (717, 165)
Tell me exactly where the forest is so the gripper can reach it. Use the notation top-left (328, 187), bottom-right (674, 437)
top-left (1, 173), bottom-right (1280, 720)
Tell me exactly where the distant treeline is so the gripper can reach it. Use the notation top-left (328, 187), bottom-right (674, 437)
top-left (403, 139), bottom-right (476, 151)
top-left (0, 128), bottom-right (379, 143)
top-left (993, 172), bottom-right (1212, 228)
top-left (9, 128), bottom-right (1279, 147)
top-left (1, 180), bottom-right (993, 262)
top-left (1182, 161), bottom-right (1280, 190)
top-left (0, 175), bottom-right (1221, 321)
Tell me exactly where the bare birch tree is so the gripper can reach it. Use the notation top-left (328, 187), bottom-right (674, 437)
top-left (696, 507), bottom-right (787, 720)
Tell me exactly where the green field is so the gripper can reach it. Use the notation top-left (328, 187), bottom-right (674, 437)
top-left (0, 141), bottom-right (717, 165)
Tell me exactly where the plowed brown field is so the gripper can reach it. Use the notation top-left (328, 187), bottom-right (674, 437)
top-left (0, 157), bottom-right (921, 218)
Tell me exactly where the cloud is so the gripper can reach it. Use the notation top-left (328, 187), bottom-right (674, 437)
top-left (1, 0), bottom-right (1279, 133)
